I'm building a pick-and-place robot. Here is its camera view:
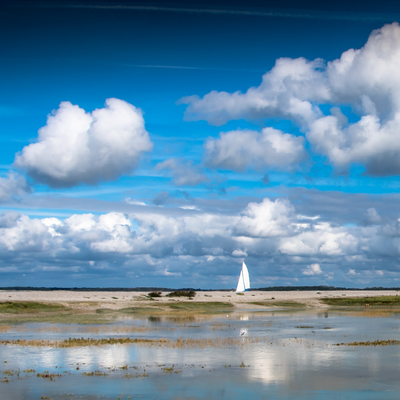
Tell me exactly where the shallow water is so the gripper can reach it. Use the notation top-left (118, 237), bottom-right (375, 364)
top-left (1, 309), bottom-right (400, 399)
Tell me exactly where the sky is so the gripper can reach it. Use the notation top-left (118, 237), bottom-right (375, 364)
top-left (2, 0), bottom-right (400, 288)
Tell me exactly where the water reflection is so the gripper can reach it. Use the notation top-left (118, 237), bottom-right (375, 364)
top-left (1, 310), bottom-right (400, 399)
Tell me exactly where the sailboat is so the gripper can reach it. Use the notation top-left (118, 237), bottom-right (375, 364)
top-left (236, 262), bottom-right (250, 292)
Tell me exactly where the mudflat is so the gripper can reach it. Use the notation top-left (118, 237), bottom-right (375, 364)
top-left (2, 290), bottom-right (400, 398)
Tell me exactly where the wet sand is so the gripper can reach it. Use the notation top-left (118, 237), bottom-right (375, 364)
top-left (0, 289), bottom-right (398, 310)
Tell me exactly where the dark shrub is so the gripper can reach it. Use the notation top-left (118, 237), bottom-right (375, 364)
top-left (166, 290), bottom-right (196, 298)
top-left (148, 291), bottom-right (162, 298)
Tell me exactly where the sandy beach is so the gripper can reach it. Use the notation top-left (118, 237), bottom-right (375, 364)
top-left (0, 289), bottom-right (398, 310)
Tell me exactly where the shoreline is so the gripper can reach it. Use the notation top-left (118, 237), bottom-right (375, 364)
top-left (0, 289), bottom-right (398, 310)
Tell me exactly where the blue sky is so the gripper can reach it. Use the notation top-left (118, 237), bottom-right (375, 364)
top-left (2, 0), bottom-right (400, 288)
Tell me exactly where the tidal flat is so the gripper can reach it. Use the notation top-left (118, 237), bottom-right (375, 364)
top-left (2, 290), bottom-right (400, 399)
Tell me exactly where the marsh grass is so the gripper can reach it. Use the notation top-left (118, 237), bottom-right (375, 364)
top-left (321, 296), bottom-right (400, 306)
top-left (122, 372), bottom-right (149, 379)
top-left (249, 301), bottom-right (306, 308)
top-left (0, 325), bottom-right (11, 332)
top-left (82, 371), bottom-right (108, 376)
top-left (335, 339), bottom-right (400, 346)
top-left (0, 337), bottom-right (160, 348)
top-left (0, 336), bottom-right (268, 349)
top-left (341, 309), bottom-right (400, 318)
top-left (0, 302), bottom-right (68, 314)
top-left (36, 372), bottom-right (63, 379)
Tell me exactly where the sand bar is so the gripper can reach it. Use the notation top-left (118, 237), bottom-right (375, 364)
top-left (0, 289), bottom-right (398, 310)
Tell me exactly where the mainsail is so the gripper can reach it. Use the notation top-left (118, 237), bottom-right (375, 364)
top-left (236, 262), bottom-right (250, 292)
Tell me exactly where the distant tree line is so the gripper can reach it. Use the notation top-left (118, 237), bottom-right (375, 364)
top-left (0, 286), bottom-right (398, 291)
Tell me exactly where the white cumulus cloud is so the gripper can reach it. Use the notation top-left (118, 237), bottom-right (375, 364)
top-left (181, 23), bottom-right (400, 176)
top-left (2, 197), bottom-right (400, 285)
top-left (302, 263), bottom-right (322, 276)
top-left (279, 223), bottom-right (359, 257)
top-left (15, 98), bottom-right (153, 187)
top-left (204, 128), bottom-right (306, 171)
top-left (232, 249), bottom-right (248, 257)
top-left (180, 57), bottom-right (328, 126)
top-left (235, 198), bottom-right (295, 238)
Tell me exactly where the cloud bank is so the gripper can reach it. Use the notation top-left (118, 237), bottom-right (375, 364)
top-left (1, 196), bottom-right (400, 286)
top-left (183, 23), bottom-right (400, 176)
top-left (15, 98), bottom-right (153, 187)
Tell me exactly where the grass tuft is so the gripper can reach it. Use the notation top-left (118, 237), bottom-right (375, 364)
top-left (322, 296), bottom-right (400, 306)
top-left (0, 301), bottom-right (67, 314)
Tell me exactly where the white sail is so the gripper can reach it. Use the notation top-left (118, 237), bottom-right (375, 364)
top-left (236, 268), bottom-right (245, 292)
top-left (242, 262), bottom-right (250, 290)
top-left (236, 262), bottom-right (250, 292)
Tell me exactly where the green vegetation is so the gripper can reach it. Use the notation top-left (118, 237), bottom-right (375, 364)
top-left (321, 296), bottom-right (400, 306)
top-left (0, 335), bottom-right (266, 349)
top-left (166, 302), bottom-right (234, 311)
top-left (166, 290), bottom-right (196, 298)
top-left (148, 291), bottom-right (162, 298)
top-left (249, 301), bottom-right (306, 308)
top-left (0, 301), bottom-right (68, 314)
top-left (0, 337), bottom-right (160, 348)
